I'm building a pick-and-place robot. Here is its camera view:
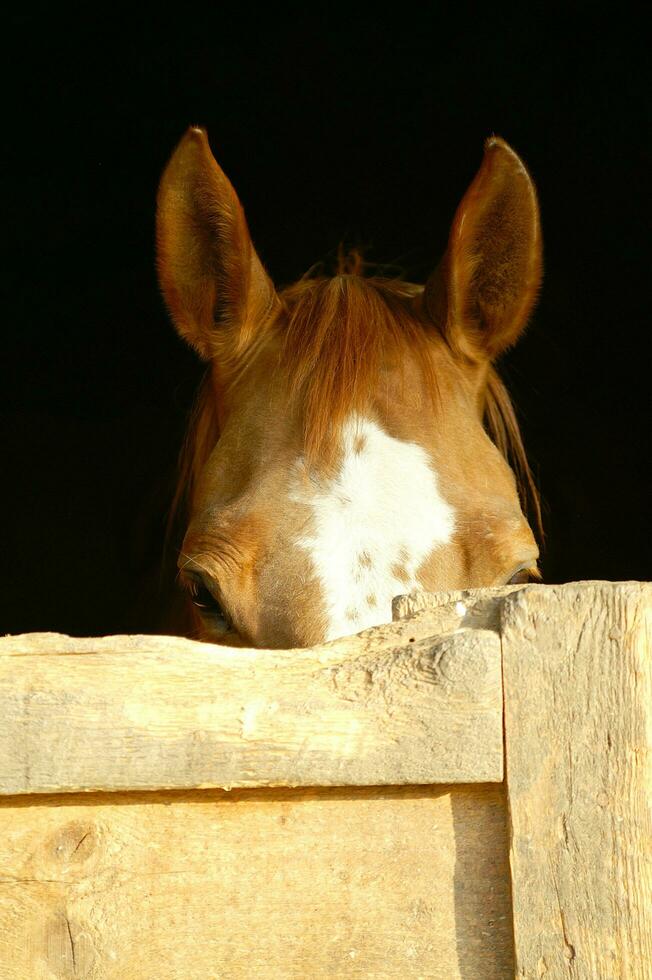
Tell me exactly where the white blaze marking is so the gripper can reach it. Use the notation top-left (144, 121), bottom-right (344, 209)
top-left (293, 417), bottom-right (455, 641)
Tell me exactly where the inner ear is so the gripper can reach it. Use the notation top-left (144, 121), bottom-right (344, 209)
top-left (425, 136), bottom-right (542, 361)
top-left (156, 127), bottom-right (277, 362)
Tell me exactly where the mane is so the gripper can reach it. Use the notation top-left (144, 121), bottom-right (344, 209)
top-left (170, 254), bottom-right (542, 544)
top-left (484, 368), bottom-right (543, 541)
top-left (280, 258), bottom-right (436, 463)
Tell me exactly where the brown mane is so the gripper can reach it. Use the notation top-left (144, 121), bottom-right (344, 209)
top-left (281, 262), bottom-right (437, 464)
top-left (170, 256), bottom-right (542, 545)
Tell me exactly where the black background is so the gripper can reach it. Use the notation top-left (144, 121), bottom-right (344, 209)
top-left (3, 7), bottom-right (649, 636)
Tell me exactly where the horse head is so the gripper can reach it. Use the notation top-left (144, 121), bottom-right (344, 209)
top-left (157, 129), bottom-right (542, 647)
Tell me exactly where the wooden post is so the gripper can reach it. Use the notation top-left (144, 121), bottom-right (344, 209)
top-left (502, 582), bottom-right (652, 978)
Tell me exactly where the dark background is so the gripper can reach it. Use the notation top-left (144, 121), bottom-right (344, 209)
top-left (2, 8), bottom-right (649, 636)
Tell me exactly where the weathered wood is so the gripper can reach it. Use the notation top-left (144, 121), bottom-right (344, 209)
top-left (391, 584), bottom-right (528, 664)
top-left (392, 582), bottom-right (525, 626)
top-left (0, 783), bottom-right (514, 979)
top-left (0, 625), bottom-right (503, 795)
top-left (502, 581), bottom-right (652, 978)
top-left (3, 582), bottom-right (648, 978)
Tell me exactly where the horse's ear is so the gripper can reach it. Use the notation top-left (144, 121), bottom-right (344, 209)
top-left (424, 137), bottom-right (542, 360)
top-left (156, 127), bottom-right (276, 361)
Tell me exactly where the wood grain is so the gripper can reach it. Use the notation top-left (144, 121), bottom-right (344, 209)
top-left (0, 626), bottom-right (503, 794)
top-left (3, 582), bottom-right (649, 977)
top-left (0, 783), bottom-right (514, 979)
top-left (392, 583), bottom-right (525, 627)
top-left (502, 581), bottom-right (652, 978)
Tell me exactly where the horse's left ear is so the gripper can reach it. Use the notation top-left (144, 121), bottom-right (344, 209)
top-left (156, 127), bottom-right (276, 362)
top-left (424, 137), bottom-right (542, 360)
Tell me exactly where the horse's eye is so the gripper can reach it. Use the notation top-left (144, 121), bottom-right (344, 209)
top-left (191, 582), bottom-right (220, 610)
top-left (185, 576), bottom-right (231, 629)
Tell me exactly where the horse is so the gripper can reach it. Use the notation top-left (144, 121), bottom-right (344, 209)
top-left (156, 128), bottom-right (542, 648)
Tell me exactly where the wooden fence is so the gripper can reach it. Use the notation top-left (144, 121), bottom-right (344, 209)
top-left (0, 581), bottom-right (649, 978)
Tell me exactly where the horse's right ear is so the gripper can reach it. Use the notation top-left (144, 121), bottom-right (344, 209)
top-left (156, 127), bottom-right (276, 361)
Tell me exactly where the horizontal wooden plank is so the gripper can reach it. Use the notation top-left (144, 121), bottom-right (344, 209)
top-left (392, 583), bottom-right (525, 631)
top-left (390, 584), bottom-right (525, 671)
top-left (0, 783), bottom-right (514, 979)
top-left (0, 625), bottom-right (503, 794)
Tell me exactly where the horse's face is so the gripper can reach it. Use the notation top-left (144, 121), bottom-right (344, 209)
top-left (157, 129), bottom-right (542, 648)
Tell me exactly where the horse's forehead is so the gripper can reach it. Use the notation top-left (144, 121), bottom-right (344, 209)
top-left (289, 416), bottom-right (455, 642)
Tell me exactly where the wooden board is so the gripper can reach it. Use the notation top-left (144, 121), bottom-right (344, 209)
top-left (0, 628), bottom-right (503, 794)
top-left (3, 581), bottom-right (649, 978)
top-left (392, 583), bottom-right (525, 628)
top-left (0, 784), bottom-right (514, 979)
top-left (502, 581), bottom-right (652, 978)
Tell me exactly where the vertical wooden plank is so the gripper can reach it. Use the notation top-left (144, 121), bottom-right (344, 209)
top-left (502, 582), bottom-right (652, 978)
